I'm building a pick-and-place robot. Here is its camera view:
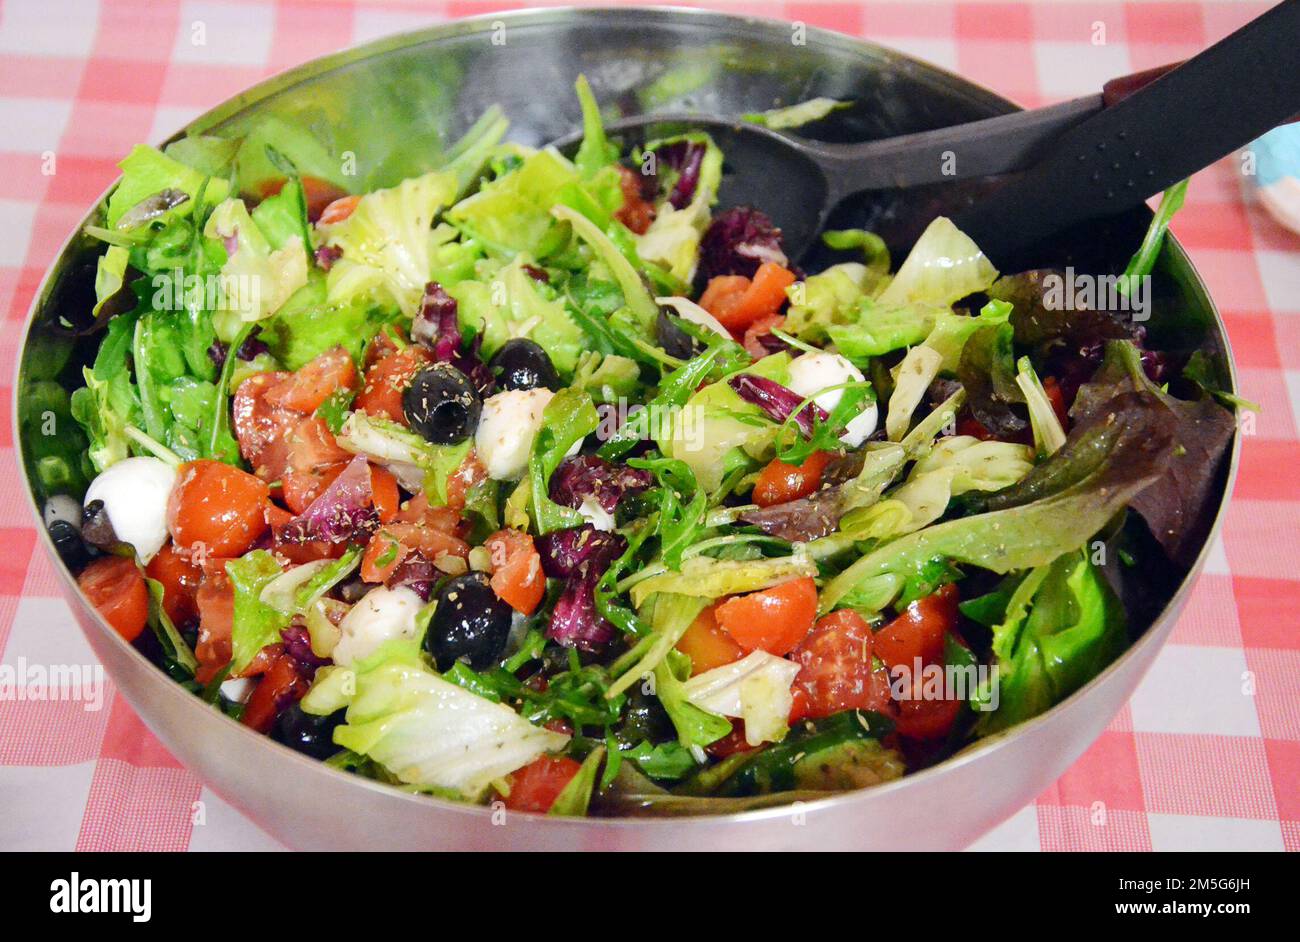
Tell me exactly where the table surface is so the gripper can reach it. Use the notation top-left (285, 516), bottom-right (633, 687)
top-left (0, 0), bottom-right (1295, 852)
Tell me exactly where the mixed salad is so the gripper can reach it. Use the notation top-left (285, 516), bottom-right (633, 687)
top-left (38, 80), bottom-right (1240, 816)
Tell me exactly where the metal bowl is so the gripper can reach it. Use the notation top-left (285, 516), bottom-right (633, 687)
top-left (14, 6), bottom-right (1238, 850)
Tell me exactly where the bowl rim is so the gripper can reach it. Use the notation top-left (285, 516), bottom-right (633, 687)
top-left (12, 4), bottom-right (1242, 830)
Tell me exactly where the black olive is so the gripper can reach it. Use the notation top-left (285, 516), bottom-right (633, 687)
top-left (272, 704), bottom-right (345, 760)
top-left (47, 520), bottom-right (91, 570)
top-left (80, 499), bottom-right (121, 552)
top-left (656, 309), bottom-right (703, 360)
top-left (489, 338), bottom-right (560, 392)
top-left (402, 363), bottom-right (482, 445)
top-left (426, 572), bottom-right (512, 671)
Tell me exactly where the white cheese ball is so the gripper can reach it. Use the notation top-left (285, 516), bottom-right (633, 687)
top-left (332, 585), bottom-right (424, 667)
top-left (786, 351), bottom-right (878, 448)
top-left (83, 456), bottom-right (178, 564)
top-left (475, 388), bottom-right (555, 481)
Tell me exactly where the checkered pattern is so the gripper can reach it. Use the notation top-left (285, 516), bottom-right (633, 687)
top-left (0, 0), bottom-right (1294, 852)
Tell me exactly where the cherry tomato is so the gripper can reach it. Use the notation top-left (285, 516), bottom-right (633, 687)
top-left (145, 541), bottom-right (202, 626)
top-left (752, 450), bottom-right (835, 507)
top-left (78, 555), bottom-right (149, 642)
top-left (706, 724), bottom-right (756, 758)
top-left (715, 576), bottom-right (818, 656)
top-left (1042, 375), bottom-right (1070, 430)
top-left (354, 345), bottom-right (435, 425)
top-left (872, 584), bottom-right (960, 673)
top-left (167, 460), bottom-right (271, 557)
top-left (241, 646), bottom-right (311, 734)
top-left (500, 755), bottom-right (582, 813)
top-left (484, 529), bottom-right (545, 615)
top-left (265, 346), bottom-right (357, 414)
top-left (788, 608), bottom-right (894, 723)
top-left (675, 605), bottom-right (745, 676)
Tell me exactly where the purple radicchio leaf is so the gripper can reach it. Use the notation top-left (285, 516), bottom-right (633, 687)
top-left (549, 455), bottom-right (654, 514)
top-left (280, 624), bottom-right (328, 671)
top-left (314, 244), bottom-right (342, 271)
top-left (728, 374), bottom-right (827, 438)
top-left (697, 206), bottom-right (788, 283)
top-left (651, 139), bottom-right (706, 210)
top-left (387, 551), bottom-right (437, 602)
top-left (276, 455), bottom-right (379, 545)
top-left (411, 281), bottom-right (495, 395)
top-left (535, 525), bottom-right (628, 651)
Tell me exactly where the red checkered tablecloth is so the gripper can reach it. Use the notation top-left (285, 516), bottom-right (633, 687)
top-left (0, 0), bottom-right (1295, 852)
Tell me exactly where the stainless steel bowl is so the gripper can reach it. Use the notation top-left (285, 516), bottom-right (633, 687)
top-left (15, 6), bottom-right (1238, 850)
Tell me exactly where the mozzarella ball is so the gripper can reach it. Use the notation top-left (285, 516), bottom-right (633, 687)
top-left (786, 351), bottom-right (878, 448)
top-left (475, 388), bottom-right (555, 480)
top-left (83, 456), bottom-right (178, 564)
top-left (332, 585), bottom-right (424, 667)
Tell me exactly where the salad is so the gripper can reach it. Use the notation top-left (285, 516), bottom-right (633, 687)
top-left (39, 79), bottom-right (1240, 817)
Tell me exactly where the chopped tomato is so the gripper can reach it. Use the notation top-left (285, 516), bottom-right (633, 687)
top-left (706, 724), bottom-right (756, 758)
top-left (872, 584), bottom-right (961, 673)
top-left (168, 460), bottom-right (271, 558)
top-left (145, 541), bottom-right (202, 626)
top-left (317, 194), bottom-right (361, 226)
top-left (752, 450), bottom-right (834, 508)
top-left (788, 608), bottom-right (893, 723)
top-left (613, 166), bottom-right (656, 234)
top-left (369, 464), bottom-right (400, 524)
top-left (241, 646), bottom-right (311, 734)
top-left (699, 262), bottom-right (797, 332)
top-left (265, 346), bottom-right (357, 414)
top-left (363, 327), bottom-right (404, 369)
top-left (354, 345), bottom-right (434, 425)
top-left (955, 413), bottom-right (994, 441)
top-left (893, 690), bottom-right (963, 741)
top-left (257, 176), bottom-right (349, 223)
top-left (264, 503), bottom-right (344, 565)
top-left (280, 416), bottom-right (353, 514)
top-left (78, 555), bottom-right (149, 642)
top-left (675, 605), bottom-right (745, 675)
top-left (500, 755), bottom-right (582, 813)
top-left (233, 370), bottom-right (294, 480)
top-left (445, 451), bottom-right (489, 512)
top-left (300, 177), bottom-right (350, 223)
top-left (742, 312), bottom-right (785, 359)
top-left (485, 529), bottom-right (545, 615)
top-left (394, 492), bottom-right (466, 534)
top-left (1043, 375), bottom-right (1069, 430)
top-left (715, 576), bottom-right (818, 656)
top-left (194, 564), bottom-right (234, 685)
top-left (360, 521), bottom-right (469, 583)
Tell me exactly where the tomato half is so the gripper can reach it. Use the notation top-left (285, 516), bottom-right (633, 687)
top-left (872, 584), bottom-right (960, 673)
top-left (167, 460), bottom-right (270, 558)
top-left (145, 541), bottom-right (202, 626)
top-left (752, 450), bottom-right (834, 507)
top-left (675, 605), bottom-right (745, 676)
top-left (788, 608), bottom-right (894, 723)
top-left (715, 576), bottom-right (818, 656)
top-left (501, 755), bottom-right (582, 813)
top-left (354, 345), bottom-right (434, 425)
top-left (485, 529), bottom-right (545, 615)
top-left (78, 555), bottom-right (149, 642)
